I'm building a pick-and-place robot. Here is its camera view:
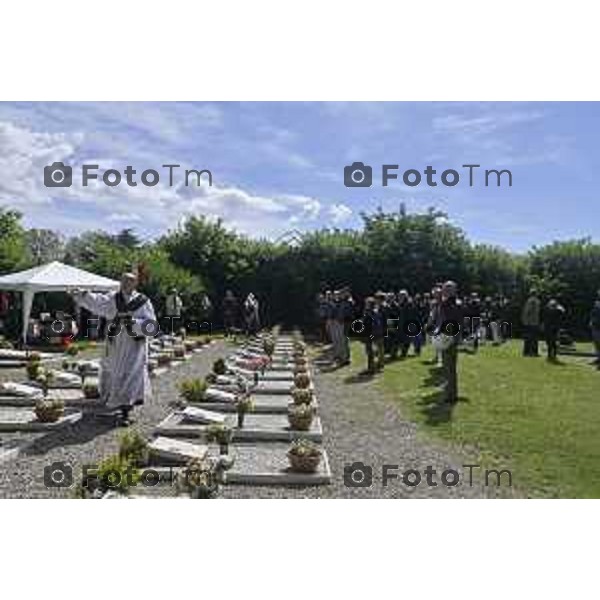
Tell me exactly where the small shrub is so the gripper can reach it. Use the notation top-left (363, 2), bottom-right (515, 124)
top-left (179, 378), bottom-right (208, 402)
top-left (213, 358), bottom-right (226, 375)
top-left (95, 455), bottom-right (139, 495)
top-left (118, 430), bottom-right (149, 466)
top-left (65, 344), bottom-right (80, 356)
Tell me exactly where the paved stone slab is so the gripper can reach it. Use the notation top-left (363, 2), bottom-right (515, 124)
top-left (0, 387), bottom-right (95, 407)
top-left (224, 443), bottom-right (331, 486)
top-left (155, 411), bottom-right (322, 442)
top-left (149, 436), bottom-right (209, 464)
top-left (0, 408), bottom-right (82, 432)
top-left (192, 393), bottom-right (318, 414)
top-left (259, 370), bottom-right (294, 381)
top-left (253, 380), bottom-right (294, 395)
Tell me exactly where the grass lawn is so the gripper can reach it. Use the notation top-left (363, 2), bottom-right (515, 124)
top-left (375, 339), bottom-right (600, 498)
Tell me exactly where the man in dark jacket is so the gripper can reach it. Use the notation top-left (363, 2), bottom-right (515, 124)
top-left (363, 294), bottom-right (386, 374)
top-left (542, 298), bottom-right (565, 361)
top-left (439, 280), bottom-right (463, 403)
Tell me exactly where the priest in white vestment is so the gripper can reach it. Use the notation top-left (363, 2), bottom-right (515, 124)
top-left (72, 272), bottom-right (157, 425)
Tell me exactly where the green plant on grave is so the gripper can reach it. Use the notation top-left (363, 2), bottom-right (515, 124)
top-left (95, 455), bottom-right (140, 495)
top-left (65, 344), bottom-right (80, 356)
top-left (213, 358), bottom-right (226, 375)
top-left (36, 369), bottom-right (54, 397)
top-left (83, 382), bottom-right (100, 399)
top-left (287, 439), bottom-right (322, 473)
top-left (205, 372), bottom-right (217, 385)
top-left (26, 354), bottom-right (42, 380)
top-left (118, 430), bottom-right (150, 466)
top-left (62, 358), bottom-right (71, 371)
top-left (263, 338), bottom-right (275, 356)
top-left (235, 394), bottom-right (254, 428)
top-left (291, 387), bottom-right (313, 405)
top-left (178, 378), bottom-right (208, 402)
top-left (207, 423), bottom-right (234, 454)
top-left (178, 457), bottom-right (218, 499)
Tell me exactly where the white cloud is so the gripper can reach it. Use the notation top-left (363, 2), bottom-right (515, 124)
top-left (0, 120), bottom-right (333, 239)
top-left (328, 203), bottom-right (352, 224)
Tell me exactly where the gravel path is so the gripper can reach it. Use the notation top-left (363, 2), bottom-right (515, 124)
top-left (0, 341), bottom-right (228, 498)
top-left (0, 338), bottom-right (520, 498)
top-left (220, 343), bottom-right (520, 498)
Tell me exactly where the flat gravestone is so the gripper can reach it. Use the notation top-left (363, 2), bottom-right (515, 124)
top-left (0, 407), bottom-right (82, 432)
top-left (224, 443), bottom-right (331, 486)
top-left (182, 406), bottom-right (226, 425)
top-left (149, 436), bottom-right (208, 464)
top-left (193, 393), bottom-right (318, 414)
top-left (259, 371), bottom-right (294, 381)
top-left (253, 381), bottom-right (293, 395)
top-left (155, 411), bottom-right (322, 442)
top-left (0, 387), bottom-right (91, 407)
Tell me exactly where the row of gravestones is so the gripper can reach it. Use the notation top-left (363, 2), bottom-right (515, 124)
top-left (0, 335), bottom-right (214, 466)
top-left (144, 332), bottom-right (332, 494)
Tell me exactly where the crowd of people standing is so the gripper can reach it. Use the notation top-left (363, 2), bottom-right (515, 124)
top-left (316, 282), bottom-right (600, 404)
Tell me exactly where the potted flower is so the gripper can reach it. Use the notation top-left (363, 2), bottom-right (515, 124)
top-left (35, 397), bottom-right (65, 423)
top-left (213, 358), bottom-right (227, 375)
top-left (178, 378), bottom-right (208, 403)
top-left (207, 423), bottom-right (234, 455)
top-left (83, 382), bottom-right (100, 399)
top-left (26, 354), bottom-right (42, 380)
top-left (294, 372), bottom-right (311, 389)
top-left (235, 395), bottom-right (254, 428)
top-left (157, 353), bottom-right (171, 367)
top-left (66, 344), bottom-right (79, 357)
top-left (36, 369), bottom-right (54, 397)
top-left (178, 457), bottom-right (219, 499)
top-left (287, 403), bottom-right (315, 431)
top-left (263, 338), bottom-right (275, 357)
top-left (291, 387), bottom-right (313, 405)
top-left (287, 439), bottom-right (322, 473)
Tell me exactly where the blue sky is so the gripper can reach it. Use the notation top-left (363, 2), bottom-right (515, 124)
top-left (0, 101), bottom-right (597, 252)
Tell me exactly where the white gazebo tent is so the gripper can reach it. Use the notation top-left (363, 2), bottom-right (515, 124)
top-left (0, 261), bottom-right (120, 343)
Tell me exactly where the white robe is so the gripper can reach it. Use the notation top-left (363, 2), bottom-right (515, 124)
top-left (74, 290), bottom-right (157, 409)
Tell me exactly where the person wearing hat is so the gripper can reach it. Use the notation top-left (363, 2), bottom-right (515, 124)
top-left (71, 271), bottom-right (157, 426)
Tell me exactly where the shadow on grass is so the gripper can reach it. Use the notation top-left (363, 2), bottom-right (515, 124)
top-left (343, 370), bottom-right (377, 384)
top-left (417, 390), bottom-right (469, 425)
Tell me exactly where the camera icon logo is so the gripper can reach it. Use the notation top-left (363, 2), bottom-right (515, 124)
top-left (343, 461), bottom-right (373, 487)
top-left (44, 162), bottom-right (73, 187)
top-left (44, 461), bottom-right (73, 488)
top-left (344, 162), bottom-right (372, 188)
